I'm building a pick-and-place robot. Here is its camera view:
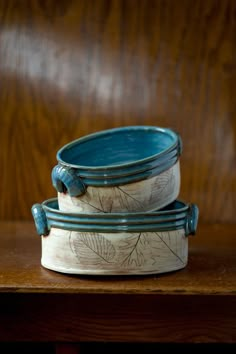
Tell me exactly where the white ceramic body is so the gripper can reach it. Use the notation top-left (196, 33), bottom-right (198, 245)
top-left (41, 226), bottom-right (188, 275)
top-left (58, 161), bottom-right (180, 213)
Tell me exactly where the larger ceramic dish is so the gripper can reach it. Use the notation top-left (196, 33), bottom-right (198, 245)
top-left (31, 199), bottom-right (198, 275)
top-left (52, 126), bottom-right (182, 213)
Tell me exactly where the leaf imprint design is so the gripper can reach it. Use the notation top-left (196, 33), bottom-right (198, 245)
top-left (117, 187), bottom-right (143, 205)
top-left (79, 199), bottom-right (107, 213)
top-left (68, 231), bottom-right (75, 254)
top-left (150, 169), bottom-right (175, 203)
top-left (115, 187), bottom-right (144, 212)
top-left (155, 232), bottom-right (185, 264)
top-left (121, 233), bottom-right (146, 267)
top-left (73, 233), bottom-right (116, 263)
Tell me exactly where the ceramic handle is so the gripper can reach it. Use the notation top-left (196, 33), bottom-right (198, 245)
top-left (31, 204), bottom-right (49, 236)
top-left (51, 164), bottom-right (87, 197)
top-left (175, 131), bottom-right (183, 155)
top-left (185, 203), bottom-right (199, 236)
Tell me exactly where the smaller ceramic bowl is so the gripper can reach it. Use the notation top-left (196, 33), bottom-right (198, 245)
top-left (51, 126), bottom-right (182, 213)
top-left (31, 199), bottom-right (198, 276)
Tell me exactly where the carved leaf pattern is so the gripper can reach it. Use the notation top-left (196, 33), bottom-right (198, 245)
top-left (76, 186), bottom-right (144, 212)
top-left (114, 187), bottom-right (143, 212)
top-left (154, 231), bottom-right (185, 265)
top-left (78, 190), bottom-right (107, 212)
top-left (120, 233), bottom-right (149, 267)
top-left (67, 229), bottom-right (186, 271)
top-left (91, 188), bottom-right (109, 212)
top-left (150, 169), bottom-right (175, 204)
top-left (72, 232), bottom-right (116, 263)
top-left (70, 167), bottom-right (176, 213)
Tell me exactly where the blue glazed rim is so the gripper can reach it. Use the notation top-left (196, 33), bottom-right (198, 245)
top-left (51, 126), bottom-right (182, 196)
top-left (31, 198), bottom-right (198, 237)
top-left (56, 126), bottom-right (182, 171)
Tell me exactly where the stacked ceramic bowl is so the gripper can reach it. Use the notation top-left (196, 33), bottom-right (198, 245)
top-left (32, 126), bottom-right (199, 275)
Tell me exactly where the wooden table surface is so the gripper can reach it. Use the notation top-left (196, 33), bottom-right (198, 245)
top-left (0, 222), bottom-right (235, 343)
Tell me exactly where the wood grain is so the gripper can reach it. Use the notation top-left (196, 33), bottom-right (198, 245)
top-left (0, 0), bottom-right (235, 221)
top-left (0, 292), bottom-right (235, 343)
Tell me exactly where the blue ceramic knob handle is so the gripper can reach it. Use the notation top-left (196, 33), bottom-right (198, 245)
top-left (51, 164), bottom-right (87, 197)
top-left (175, 131), bottom-right (183, 156)
top-left (185, 204), bottom-right (199, 236)
top-left (31, 204), bottom-right (49, 236)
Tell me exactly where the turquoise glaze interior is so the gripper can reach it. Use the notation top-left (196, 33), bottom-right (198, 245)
top-left (58, 127), bottom-right (176, 168)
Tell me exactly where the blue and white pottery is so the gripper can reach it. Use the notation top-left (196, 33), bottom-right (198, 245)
top-left (31, 199), bottom-right (198, 275)
top-left (51, 126), bottom-right (182, 213)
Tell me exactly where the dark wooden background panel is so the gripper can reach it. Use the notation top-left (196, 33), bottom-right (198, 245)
top-left (0, 0), bottom-right (235, 221)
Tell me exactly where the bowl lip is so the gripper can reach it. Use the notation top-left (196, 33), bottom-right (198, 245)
top-left (41, 197), bottom-right (190, 218)
top-left (56, 126), bottom-right (180, 171)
